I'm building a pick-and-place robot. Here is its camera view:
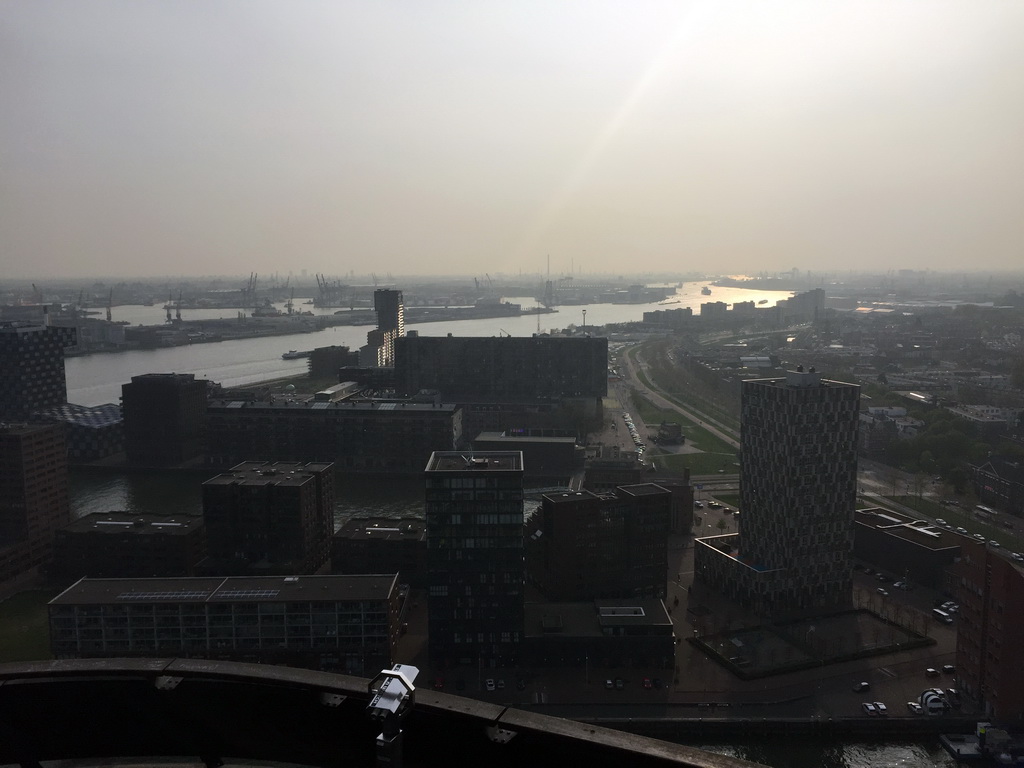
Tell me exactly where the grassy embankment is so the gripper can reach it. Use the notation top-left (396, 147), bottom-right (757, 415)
top-left (0, 589), bottom-right (59, 663)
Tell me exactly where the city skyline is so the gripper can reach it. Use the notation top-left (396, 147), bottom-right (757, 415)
top-left (4, 1), bottom-right (1024, 279)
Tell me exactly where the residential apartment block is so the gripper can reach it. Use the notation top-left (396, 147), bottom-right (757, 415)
top-left (425, 451), bottom-right (524, 668)
top-left (206, 400), bottom-right (461, 473)
top-left (0, 422), bottom-right (70, 585)
top-left (121, 373), bottom-right (208, 466)
top-left (201, 461), bottom-right (334, 575)
top-left (48, 574), bottom-right (400, 674)
top-left (532, 485), bottom-right (670, 602)
top-left (954, 539), bottom-right (1024, 720)
top-left (394, 335), bottom-right (608, 402)
top-left (53, 512), bottom-right (206, 580)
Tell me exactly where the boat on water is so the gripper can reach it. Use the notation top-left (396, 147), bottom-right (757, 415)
top-left (758, 299), bottom-right (768, 304)
top-left (701, 286), bottom-right (712, 295)
top-left (281, 350), bottom-right (312, 360)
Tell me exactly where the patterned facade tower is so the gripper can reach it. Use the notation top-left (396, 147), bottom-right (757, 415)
top-left (694, 369), bottom-right (860, 618)
top-left (740, 370), bottom-right (860, 613)
top-left (425, 451), bottom-right (524, 668)
top-left (0, 322), bottom-right (76, 420)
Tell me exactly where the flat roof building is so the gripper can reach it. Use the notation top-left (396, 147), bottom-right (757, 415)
top-left (49, 573), bottom-right (400, 674)
top-left (532, 485), bottom-right (670, 602)
top-left (121, 373), bottom-right (208, 467)
top-left (53, 512), bottom-right (206, 580)
top-left (394, 335), bottom-right (608, 402)
top-left (0, 422), bottom-right (70, 586)
top-left (206, 399), bottom-right (461, 474)
top-left (331, 516), bottom-right (426, 587)
top-left (425, 451), bottom-right (524, 668)
top-left (201, 461), bottom-right (334, 576)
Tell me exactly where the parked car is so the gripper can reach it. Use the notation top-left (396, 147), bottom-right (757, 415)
top-left (926, 668), bottom-right (939, 677)
top-left (605, 679), bottom-right (614, 690)
top-left (874, 702), bottom-right (888, 715)
top-left (485, 678), bottom-right (496, 691)
top-left (943, 665), bottom-right (955, 674)
top-left (852, 681), bottom-right (870, 692)
top-left (862, 702), bottom-right (877, 716)
top-left (642, 677), bottom-right (652, 689)
top-left (907, 701), bottom-right (924, 715)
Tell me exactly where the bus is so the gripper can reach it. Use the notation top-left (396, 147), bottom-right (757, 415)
top-left (975, 505), bottom-right (998, 519)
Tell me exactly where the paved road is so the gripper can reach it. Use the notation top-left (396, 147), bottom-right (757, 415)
top-left (620, 344), bottom-right (740, 450)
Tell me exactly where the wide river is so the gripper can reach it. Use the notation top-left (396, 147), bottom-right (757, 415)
top-left (62, 282), bottom-right (959, 766)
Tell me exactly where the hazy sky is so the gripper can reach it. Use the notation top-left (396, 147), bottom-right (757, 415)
top-left (3, 1), bottom-right (1024, 279)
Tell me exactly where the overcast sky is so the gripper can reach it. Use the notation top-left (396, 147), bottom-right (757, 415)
top-left (3, 1), bottom-right (1023, 280)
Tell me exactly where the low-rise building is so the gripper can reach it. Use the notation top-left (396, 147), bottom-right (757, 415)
top-left (331, 517), bottom-right (426, 587)
top-left (522, 599), bottom-right (675, 670)
top-left (853, 507), bottom-right (961, 589)
top-left (49, 574), bottom-right (401, 674)
top-left (53, 513), bottom-right (206, 581)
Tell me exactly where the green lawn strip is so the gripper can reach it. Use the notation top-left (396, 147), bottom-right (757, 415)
top-left (629, 390), bottom-right (737, 456)
top-left (654, 452), bottom-right (737, 476)
top-left (0, 589), bottom-right (59, 662)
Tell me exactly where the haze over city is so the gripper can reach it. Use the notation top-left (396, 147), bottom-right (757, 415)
top-left (4, 1), bottom-right (1024, 280)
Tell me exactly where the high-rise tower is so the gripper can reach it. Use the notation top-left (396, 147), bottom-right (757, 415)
top-left (694, 368), bottom-right (860, 617)
top-left (0, 321), bottom-right (76, 420)
top-left (424, 451), bottom-right (524, 667)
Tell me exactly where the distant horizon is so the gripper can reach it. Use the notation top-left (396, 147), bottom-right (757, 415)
top-left (3, 268), bottom-right (1024, 288)
top-left (4, 2), bottom-right (1023, 279)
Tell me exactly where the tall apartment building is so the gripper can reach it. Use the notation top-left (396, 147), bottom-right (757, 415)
top-left (121, 373), bottom-right (208, 466)
top-left (0, 321), bottom-right (76, 420)
top-left (360, 289), bottom-right (405, 367)
top-left (201, 461), bottom-right (334, 575)
top-left (0, 422), bottom-right (70, 584)
top-left (532, 485), bottom-right (670, 601)
top-left (425, 451), bottom-right (524, 667)
top-left (954, 539), bottom-right (1024, 720)
top-left (48, 574), bottom-right (400, 674)
top-left (694, 369), bottom-right (860, 618)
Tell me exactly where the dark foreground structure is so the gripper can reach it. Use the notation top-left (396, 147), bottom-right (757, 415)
top-left (0, 658), bottom-right (763, 768)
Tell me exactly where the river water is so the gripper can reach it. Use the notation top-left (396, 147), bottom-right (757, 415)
top-left (62, 282), bottom-right (960, 766)
top-left (67, 281), bottom-right (788, 407)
